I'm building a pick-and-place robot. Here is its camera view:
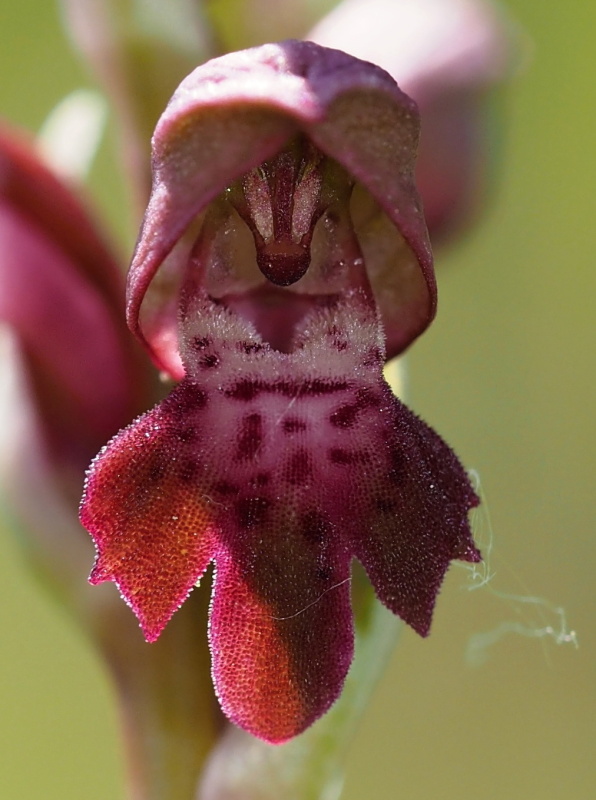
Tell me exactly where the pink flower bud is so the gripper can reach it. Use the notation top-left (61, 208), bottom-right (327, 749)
top-left (0, 122), bottom-right (145, 472)
top-left (309, 0), bottom-right (516, 239)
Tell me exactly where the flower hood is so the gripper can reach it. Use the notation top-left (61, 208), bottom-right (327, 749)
top-left (80, 41), bottom-right (480, 744)
top-left (126, 40), bottom-right (435, 378)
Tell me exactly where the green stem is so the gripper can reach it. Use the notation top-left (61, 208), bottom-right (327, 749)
top-left (93, 580), bottom-right (223, 800)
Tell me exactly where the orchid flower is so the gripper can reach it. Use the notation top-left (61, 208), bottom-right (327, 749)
top-left (79, 41), bottom-right (481, 744)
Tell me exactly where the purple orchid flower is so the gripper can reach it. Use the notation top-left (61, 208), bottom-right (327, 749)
top-left (79, 41), bottom-right (480, 744)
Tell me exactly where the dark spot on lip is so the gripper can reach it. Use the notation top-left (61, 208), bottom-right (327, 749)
top-left (363, 346), bottom-right (383, 366)
top-left (240, 341), bottom-right (266, 354)
top-left (329, 403), bottom-right (359, 429)
top-left (236, 413), bottom-right (263, 461)
top-left (329, 387), bottom-right (378, 428)
top-left (376, 497), bottom-right (395, 513)
top-left (301, 510), bottom-right (332, 545)
top-left (236, 496), bottom-right (270, 529)
top-left (224, 378), bottom-right (350, 401)
top-left (282, 417), bottom-right (307, 434)
top-left (224, 379), bottom-right (258, 401)
top-left (171, 382), bottom-right (208, 412)
top-left (199, 353), bottom-right (220, 369)
top-left (192, 336), bottom-right (211, 350)
top-left (284, 448), bottom-right (312, 485)
top-left (328, 447), bottom-right (369, 465)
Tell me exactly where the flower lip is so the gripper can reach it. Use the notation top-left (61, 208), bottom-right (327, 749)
top-left (81, 282), bottom-right (480, 742)
top-left (126, 40), bottom-right (435, 379)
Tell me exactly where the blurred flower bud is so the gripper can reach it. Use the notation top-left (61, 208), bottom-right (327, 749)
top-left (0, 122), bottom-right (220, 798)
top-left (309, 0), bottom-right (517, 241)
top-left (0, 122), bottom-right (141, 482)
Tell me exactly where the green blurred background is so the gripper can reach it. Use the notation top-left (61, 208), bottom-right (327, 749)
top-left (0, 1), bottom-right (593, 798)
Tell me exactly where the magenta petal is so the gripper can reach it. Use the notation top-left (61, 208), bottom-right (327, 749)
top-left (210, 514), bottom-right (353, 743)
top-left (80, 383), bottom-right (218, 641)
top-left (348, 391), bottom-right (480, 636)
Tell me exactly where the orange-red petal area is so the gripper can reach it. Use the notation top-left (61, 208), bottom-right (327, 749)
top-left (209, 532), bottom-right (353, 743)
top-left (80, 388), bottom-right (217, 642)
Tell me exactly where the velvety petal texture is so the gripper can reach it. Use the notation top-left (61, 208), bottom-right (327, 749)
top-left (82, 284), bottom-right (479, 742)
